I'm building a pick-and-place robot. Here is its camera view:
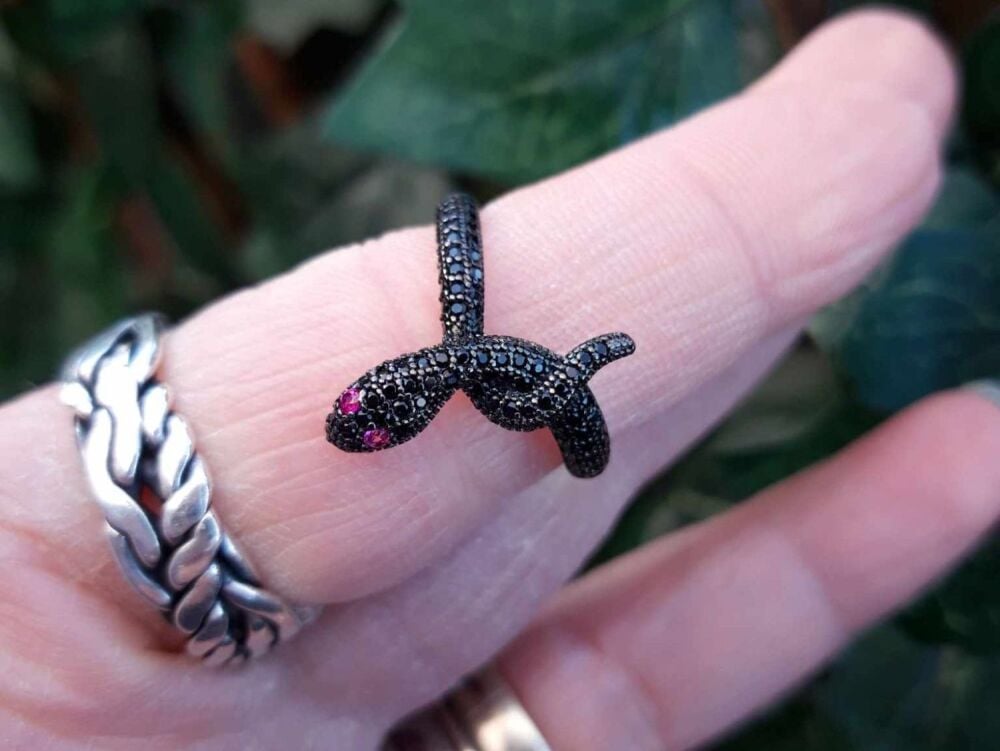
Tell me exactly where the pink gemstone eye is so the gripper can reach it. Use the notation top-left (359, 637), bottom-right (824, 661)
top-left (338, 388), bottom-right (362, 415)
top-left (362, 427), bottom-right (391, 449)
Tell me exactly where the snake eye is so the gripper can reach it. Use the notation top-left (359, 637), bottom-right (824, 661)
top-left (361, 427), bottom-right (392, 449)
top-left (338, 388), bottom-right (363, 415)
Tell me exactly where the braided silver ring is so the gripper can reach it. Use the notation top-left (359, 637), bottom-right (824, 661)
top-left (59, 314), bottom-right (316, 666)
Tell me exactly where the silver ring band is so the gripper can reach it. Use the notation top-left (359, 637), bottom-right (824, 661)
top-left (60, 314), bottom-right (316, 665)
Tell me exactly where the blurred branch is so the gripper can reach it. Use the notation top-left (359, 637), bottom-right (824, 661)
top-left (764, 0), bottom-right (827, 47)
top-left (234, 36), bottom-right (303, 127)
top-left (933, 0), bottom-right (998, 43)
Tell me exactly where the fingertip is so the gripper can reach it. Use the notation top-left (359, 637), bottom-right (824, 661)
top-left (759, 7), bottom-right (958, 139)
top-left (912, 386), bottom-right (1000, 533)
top-left (768, 386), bottom-right (1000, 633)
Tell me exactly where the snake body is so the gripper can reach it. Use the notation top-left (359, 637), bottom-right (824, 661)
top-left (326, 193), bottom-right (635, 478)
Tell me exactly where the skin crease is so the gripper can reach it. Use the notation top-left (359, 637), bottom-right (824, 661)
top-left (0, 8), bottom-right (992, 751)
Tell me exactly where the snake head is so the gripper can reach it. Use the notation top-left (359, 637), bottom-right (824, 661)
top-left (326, 347), bottom-right (460, 452)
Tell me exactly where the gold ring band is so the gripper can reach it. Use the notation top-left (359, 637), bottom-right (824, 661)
top-left (384, 666), bottom-right (552, 751)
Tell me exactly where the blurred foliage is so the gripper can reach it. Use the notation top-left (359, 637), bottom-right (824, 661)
top-left (325, 0), bottom-right (746, 183)
top-left (0, 0), bottom-right (445, 394)
top-left (1, 0), bottom-right (999, 748)
top-left (812, 169), bottom-right (1000, 412)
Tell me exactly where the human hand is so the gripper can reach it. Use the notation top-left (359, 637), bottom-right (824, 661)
top-left (0, 9), bottom-right (990, 750)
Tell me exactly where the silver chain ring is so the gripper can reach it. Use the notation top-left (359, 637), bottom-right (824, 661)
top-left (60, 314), bottom-right (316, 666)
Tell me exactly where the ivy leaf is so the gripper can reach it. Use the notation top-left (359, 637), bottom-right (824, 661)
top-left (814, 628), bottom-right (1000, 749)
top-left (143, 150), bottom-right (241, 289)
top-left (720, 625), bottom-right (1000, 751)
top-left (76, 24), bottom-right (159, 188)
top-left (811, 169), bottom-right (1000, 412)
top-left (323, 0), bottom-right (743, 184)
top-left (237, 119), bottom-right (450, 279)
top-left (806, 171), bottom-right (1000, 658)
top-left (247, 0), bottom-right (385, 50)
top-left (47, 164), bottom-right (129, 341)
top-left (0, 78), bottom-right (41, 191)
top-left (900, 541), bottom-right (1000, 654)
top-left (1, 0), bottom-right (146, 65)
top-left (590, 344), bottom-right (879, 565)
top-left (960, 14), bottom-right (1000, 185)
top-left (0, 165), bottom-right (127, 397)
top-left (156, 0), bottom-right (245, 167)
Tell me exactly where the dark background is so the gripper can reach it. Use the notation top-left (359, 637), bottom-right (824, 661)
top-left (1, 1), bottom-right (999, 747)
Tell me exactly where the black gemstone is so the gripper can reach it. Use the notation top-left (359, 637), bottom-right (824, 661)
top-left (382, 383), bottom-right (398, 399)
top-left (538, 395), bottom-right (553, 410)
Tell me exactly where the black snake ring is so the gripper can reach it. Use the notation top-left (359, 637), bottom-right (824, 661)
top-left (325, 193), bottom-right (635, 478)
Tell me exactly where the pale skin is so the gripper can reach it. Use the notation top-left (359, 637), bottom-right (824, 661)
top-left (0, 9), bottom-right (993, 750)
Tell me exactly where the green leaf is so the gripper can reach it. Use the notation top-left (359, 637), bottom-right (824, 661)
top-left (247, 0), bottom-right (385, 49)
top-left (144, 150), bottom-right (241, 287)
top-left (900, 541), bottom-right (1000, 654)
top-left (2, 0), bottom-right (146, 65)
top-left (812, 628), bottom-right (1000, 750)
top-left (237, 119), bottom-right (450, 278)
top-left (961, 15), bottom-right (1000, 185)
top-left (0, 78), bottom-right (42, 191)
top-left (720, 625), bottom-right (1000, 751)
top-left (804, 170), bottom-right (1000, 660)
top-left (47, 164), bottom-right (129, 336)
top-left (323, 0), bottom-right (743, 183)
top-left (715, 695), bottom-right (852, 751)
top-left (155, 0), bottom-right (245, 166)
top-left (0, 165), bottom-right (128, 397)
top-left (591, 343), bottom-right (879, 565)
top-left (76, 24), bottom-right (159, 188)
top-left (811, 169), bottom-right (1000, 412)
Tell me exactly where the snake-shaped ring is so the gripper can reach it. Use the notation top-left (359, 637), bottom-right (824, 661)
top-left (325, 193), bottom-right (635, 478)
